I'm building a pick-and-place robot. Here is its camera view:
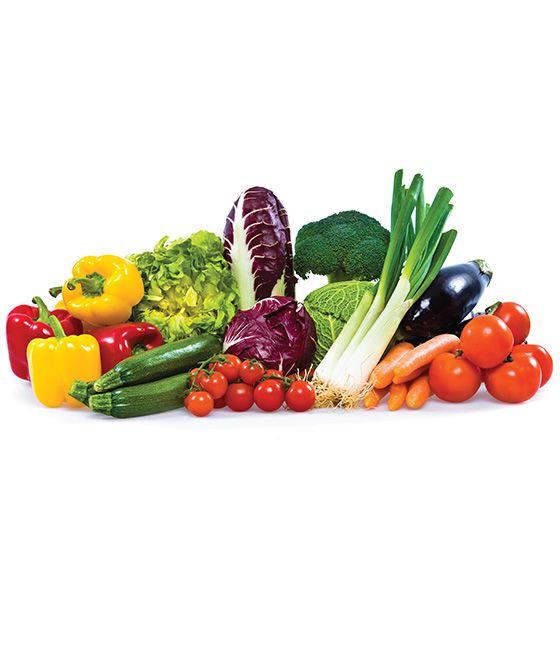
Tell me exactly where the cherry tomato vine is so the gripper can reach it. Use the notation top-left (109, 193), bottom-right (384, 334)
top-left (183, 353), bottom-right (315, 417)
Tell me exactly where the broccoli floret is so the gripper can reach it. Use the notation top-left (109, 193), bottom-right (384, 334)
top-left (293, 210), bottom-right (390, 284)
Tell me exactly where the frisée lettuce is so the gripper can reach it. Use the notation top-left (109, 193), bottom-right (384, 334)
top-left (127, 232), bottom-right (240, 343)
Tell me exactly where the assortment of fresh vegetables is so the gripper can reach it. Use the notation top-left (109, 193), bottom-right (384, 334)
top-left (312, 171), bottom-right (457, 405)
top-left (365, 303), bottom-right (552, 410)
top-left (5, 170), bottom-right (553, 418)
top-left (7, 297), bottom-right (83, 380)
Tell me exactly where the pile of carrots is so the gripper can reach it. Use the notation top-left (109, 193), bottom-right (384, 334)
top-left (362, 334), bottom-right (460, 410)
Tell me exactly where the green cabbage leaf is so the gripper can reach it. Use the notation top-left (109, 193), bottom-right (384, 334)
top-left (127, 231), bottom-right (240, 343)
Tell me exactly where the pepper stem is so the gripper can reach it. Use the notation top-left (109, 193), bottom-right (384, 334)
top-left (31, 296), bottom-right (51, 324)
top-left (66, 272), bottom-right (106, 297)
top-left (32, 296), bottom-right (66, 340)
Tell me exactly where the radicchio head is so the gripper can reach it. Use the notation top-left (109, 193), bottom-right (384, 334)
top-left (223, 186), bottom-right (297, 311)
top-left (223, 296), bottom-right (316, 375)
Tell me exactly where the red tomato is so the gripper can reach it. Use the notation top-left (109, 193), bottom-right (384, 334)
top-left (253, 379), bottom-right (285, 412)
top-left (460, 314), bottom-right (514, 368)
top-left (483, 351), bottom-right (542, 403)
top-left (494, 302), bottom-right (531, 345)
top-left (285, 380), bottom-right (316, 412)
top-left (264, 369), bottom-right (283, 378)
top-left (512, 344), bottom-right (553, 387)
top-left (428, 352), bottom-right (482, 403)
top-left (239, 359), bottom-right (265, 385)
top-left (210, 354), bottom-right (241, 382)
top-left (213, 395), bottom-right (227, 409)
top-left (224, 382), bottom-right (254, 412)
top-left (188, 367), bottom-right (203, 386)
top-left (199, 371), bottom-right (228, 399)
top-left (185, 390), bottom-right (214, 417)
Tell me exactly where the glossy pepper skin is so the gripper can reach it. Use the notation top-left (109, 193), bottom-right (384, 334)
top-left (88, 322), bottom-right (164, 374)
top-left (6, 297), bottom-right (83, 380)
top-left (50, 254), bottom-right (144, 327)
top-left (26, 308), bottom-right (102, 408)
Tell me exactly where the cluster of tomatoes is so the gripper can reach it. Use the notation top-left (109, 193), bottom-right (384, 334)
top-left (184, 354), bottom-right (316, 417)
top-left (428, 301), bottom-right (553, 404)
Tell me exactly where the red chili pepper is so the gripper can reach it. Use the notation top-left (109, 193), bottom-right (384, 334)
top-left (88, 322), bottom-right (165, 374)
top-left (6, 297), bottom-right (84, 380)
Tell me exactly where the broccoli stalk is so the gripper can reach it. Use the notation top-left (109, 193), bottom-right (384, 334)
top-left (293, 210), bottom-right (390, 285)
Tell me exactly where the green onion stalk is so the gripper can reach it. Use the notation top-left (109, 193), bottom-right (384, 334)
top-left (313, 170), bottom-right (457, 407)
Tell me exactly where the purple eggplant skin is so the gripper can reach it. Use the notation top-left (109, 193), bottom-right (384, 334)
top-left (398, 259), bottom-right (493, 343)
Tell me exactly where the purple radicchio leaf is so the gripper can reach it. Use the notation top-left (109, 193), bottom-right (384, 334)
top-left (223, 296), bottom-right (317, 375)
top-left (223, 186), bottom-right (297, 311)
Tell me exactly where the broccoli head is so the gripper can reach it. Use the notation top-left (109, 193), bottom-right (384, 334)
top-left (293, 210), bottom-right (390, 284)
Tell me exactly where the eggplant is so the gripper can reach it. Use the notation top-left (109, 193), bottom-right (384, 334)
top-left (398, 259), bottom-right (493, 343)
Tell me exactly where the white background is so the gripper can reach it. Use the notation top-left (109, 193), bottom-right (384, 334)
top-left (1, 1), bottom-right (559, 667)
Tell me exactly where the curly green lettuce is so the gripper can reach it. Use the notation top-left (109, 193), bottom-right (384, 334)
top-left (127, 231), bottom-right (240, 343)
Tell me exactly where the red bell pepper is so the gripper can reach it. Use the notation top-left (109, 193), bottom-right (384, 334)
top-left (6, 296), bottom-right (84, 380)
top-left (88, 322), bottom-right (164, 374)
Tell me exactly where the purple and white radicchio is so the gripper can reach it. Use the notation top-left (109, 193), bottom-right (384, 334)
top-left (223, 296), bottom-right (317, 375)
top-left (223, 186), bottom-right (297, 311)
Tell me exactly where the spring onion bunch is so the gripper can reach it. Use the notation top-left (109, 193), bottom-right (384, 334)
top-left (313, 170), bottom-right (458, 407)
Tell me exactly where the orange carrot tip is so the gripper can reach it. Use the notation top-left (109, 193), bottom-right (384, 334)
top-left (405, 372), bottom-right (432, 409)
top-left (362, 386), bottom-right (389, 409)
top-left (388, 382), bottom-right (408, 411)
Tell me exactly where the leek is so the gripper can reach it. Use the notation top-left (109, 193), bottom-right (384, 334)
top-left (313, 170), bottom-right (457, 406)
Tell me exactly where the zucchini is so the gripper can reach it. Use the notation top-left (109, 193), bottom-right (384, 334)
top-left (89, 372), bottom-right (190, 418)
top-left (92, 333), bottom-right (222, 393)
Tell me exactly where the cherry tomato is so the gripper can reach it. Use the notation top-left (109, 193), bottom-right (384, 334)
top-left (428, 352), bottom-right (482, 403)
top-left (199, 371), bottom-right (228, 399)
top-left (213, 395), bottom-right (227, 409)
top-left (494, 302), bottom-right (531, 345)
top-left (253, 379), bottom-right (285, 412)
top-left (185, 390), bottom-right (214, 417)
top-left (239, 359), bottom-right (265, 385)
top-left (264, 368), bottom-right (283, 378)
top-left (460, 314), bottom-right (514, 368)
top-left (285, 380), bottom-right (316, 412)
top-left (210, 354), bottom-right (242, 382)
top-left (483, 351), bottom-right (542, 403)
top-left (188, 367), bottom-right (203, 386)
top-left (512, 344), bottom-right (553, 387)
top-left (224, 382), bottom-right (254, 412)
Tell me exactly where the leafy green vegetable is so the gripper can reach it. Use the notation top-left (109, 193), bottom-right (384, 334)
top-left (127, 232), bottom-right (240, 343)
top-left (303, 281), bottom-right (378, 366)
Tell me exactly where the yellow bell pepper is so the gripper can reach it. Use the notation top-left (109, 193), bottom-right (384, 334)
top-left (50, 254), bottom-right (144, 327)
top-left (26, 304), bottom-right (102, 408)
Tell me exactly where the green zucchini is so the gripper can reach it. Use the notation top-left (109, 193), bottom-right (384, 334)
top-left (92, 333), bottom-right (222, 393)
top-left (89, 372), bottom-right (190, 418)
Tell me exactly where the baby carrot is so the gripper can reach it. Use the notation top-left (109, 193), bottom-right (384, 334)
top-left (369, 341), bottom-right (415, 388)
top-left (388, 382), bottom-right (408, 411)
top-left (393, 334), bottom-right (460, 380)
top-left (405, 372), bottom-right (432, 409)
top-left (362, 385), bottom-right (389, 409)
